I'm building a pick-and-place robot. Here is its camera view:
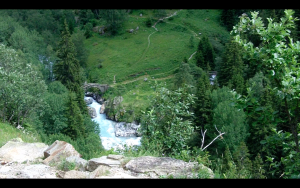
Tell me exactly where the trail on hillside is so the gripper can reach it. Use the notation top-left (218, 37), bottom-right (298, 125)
top-left (118, 10), bottom-right (201, 87)
top-left (134, 10), bottom-right (181, 65)
top-left (111, 74), bottom-right (175, 87)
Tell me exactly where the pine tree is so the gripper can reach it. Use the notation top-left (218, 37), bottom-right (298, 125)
top-left (194, 72), bottom-right (212, 133)
top-left (218, 41), bottom-right (244, 91)
top-left (251, 153), bottom-right (266, 179)
top-left (64, 92), bottom-right (85, 140)
top-left (195, 35), bottom-right (215, 70)
top-left (54, 19), bottom-right (82, 91)
top-left (54, 19), bottom-right (87, 115)
top-left (195, 50), bottom-right (205, 69)
top-left (233, 142), bottom-right (252, 178)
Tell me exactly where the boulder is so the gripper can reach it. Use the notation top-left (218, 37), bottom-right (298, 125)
top-left (0, 138), bottom-right (48, 163)
top-left (65, 156), bottom-right (88, 171)
top-left (125, 156), bottom-right (214, 178)
top-left (99, 103), bottom-right (105, 114)
top-left (43, 140), bottom-right (81, 165)
top-left (107, 154), bottom-right (124, 160)
top-left (87, 106), bottom-right (97, 118)
top-left (129, 29), bottom-right (134, 33)
top-left (88, 165), bottom-right (111, 178)
top-left (0, 164), bottom-right (58, 179)
top-left (136, 26), bottom-right (139, 31)
top-left (144, 77), bottom-right (148, 81)
top-left (115, 122), bottom-right (141, 137)
top-left (140, 13), bottom-right (142, 17)
top-left (86, 156), bottom-right (121, 172)
top-left (63, 170), bottom-right (90, 179)
top-left (84, 98), bottom-right (93, 105)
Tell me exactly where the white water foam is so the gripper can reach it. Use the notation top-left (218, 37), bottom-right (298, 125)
top-left (85, 96), bottom-right (141, 151)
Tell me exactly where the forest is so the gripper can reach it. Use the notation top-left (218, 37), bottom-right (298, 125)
top-left (0, 9), bottom-right (300, 178)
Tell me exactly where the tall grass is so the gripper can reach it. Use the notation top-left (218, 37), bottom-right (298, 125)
top-left (0, 122), bottom-right (42, 148)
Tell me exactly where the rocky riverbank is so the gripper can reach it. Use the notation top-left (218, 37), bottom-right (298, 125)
top-left (0, 138), bottom-right (214, 179)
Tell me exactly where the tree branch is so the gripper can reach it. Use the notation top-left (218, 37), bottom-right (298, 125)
top-left (201, 125), bottom-right (225, 151)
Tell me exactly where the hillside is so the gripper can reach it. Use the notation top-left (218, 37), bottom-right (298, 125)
top-left (84, 9), bottom-right (230, 113)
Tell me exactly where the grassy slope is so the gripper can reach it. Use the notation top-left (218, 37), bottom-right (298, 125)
top-left (84, 9), bottom-right (230, 113)
top-left (0, 122), bottom-right (42, 148)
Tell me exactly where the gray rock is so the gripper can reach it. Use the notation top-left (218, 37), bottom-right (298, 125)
top-left (125, 156), bottom-right (214, 178)
top-left (65, 156), bottom-right (88, 171)
top-left (86, 156), bottom-right (121, 172)
top-left (136, 26), bottom-right (139, 30)
top-left (144, 77), bottom-right (148, 81)
top-left (84, 98), bottom-right (93, 105)
top-left (99, 103), bottom-right (105, 114)
top-left (129, 29), bottom-right (134, 33)
top-left (0, 138), bottom-right (48, 163)
top-left (87, 106), bottom-right (97, 118)
top-left (107, 155), bottom-right (124, 160)
top-left (43, 140), bottom-right (81, 165)
top-left (63, 170), bottom-right (89, 179)
top-left (140, 14), bottom-right (142, 17)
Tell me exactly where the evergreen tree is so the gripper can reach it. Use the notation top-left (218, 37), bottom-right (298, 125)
top-left (54, 19), bottom-right (82, 91)
top-left (64, 92), bottom-right (85, 140)
top-left (218, 41), bottom-right (244, 92)
top-left (233, 141), bottom-right (252, 178)
top-left (220, 9), bottom-right (236, 31)
top-left (195, 35), bottom-right (215, 70)
top-left (173, 61), bottom-right (195, 93)
top-left (194, 71), bottom-right (212, 133)
top-left (54, 19), bottom-right (87, 115)
top-left (251, 153), bottom-right (266, 179)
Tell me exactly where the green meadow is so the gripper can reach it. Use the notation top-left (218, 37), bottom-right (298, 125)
top-left (84, 9), bottom-right (230, 114)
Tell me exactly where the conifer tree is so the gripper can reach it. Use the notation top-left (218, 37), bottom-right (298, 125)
top-left (218, 41), bottom-right (244, 92)
top-left (54, 19), bottom-right (87, 115)
top-left (195, 35), bottom-right (215, 70)
top-left (251, 153), bottom-right (266, 179)
top-left (194, 71), bottom-right (212, 132)
top-left (64, 92), bottom-right (85, 140)
top-left (54, 19), bottom-right (82, 91)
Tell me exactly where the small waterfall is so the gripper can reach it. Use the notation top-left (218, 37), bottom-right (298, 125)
top-left (84, 96), bottom-right (141, 151)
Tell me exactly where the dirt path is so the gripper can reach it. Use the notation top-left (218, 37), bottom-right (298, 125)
top-left (134, 10), bottom-right (181, 65)
top-left (113, 10), bottom-right (199, 87)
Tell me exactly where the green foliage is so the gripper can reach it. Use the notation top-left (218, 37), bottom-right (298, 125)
top-left (0, 43), bottom-right (47, 126)
top-left (140, 84), bottom-right (196, 155)
top-left (99, 9), bottom-right (128, 35)
top-left (63, 92), bottom-right (85, 140)
top-left (195, 35), bottom-right (215, 70)
top-left (251, 153), bottom-right (266, 179)
top-left (54, 19), bottom-right (82, 91)
top-left (231, 10), bottom-right (300, 176)
top-left (173, 62), bottom-right (196, 92)
top-left (71, 29), bottom-right (89, 68)
top-left (194, 71), bottom-right (212, 134)
top-left (212, 100), bottom-right (248, 154)
top-left (218, 41), bottom-right (244, 92)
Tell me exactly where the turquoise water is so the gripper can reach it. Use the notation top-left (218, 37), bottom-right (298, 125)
top-left (84, 96), bottom-right (141, 150)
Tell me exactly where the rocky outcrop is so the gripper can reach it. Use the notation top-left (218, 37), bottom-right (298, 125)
top-left (65, 156), bottom-right (88, 171)
top-left (84, 98), bottom-right (93, 105)
top-left (86, 156), bottom-right (121, 172)
top-left (87, 106), bottom-right (97, 118)
top-left (0, 139), bottom-right (214, 179)
top-left (125, 156), bottom-right (214, 178)
top-left (43, 140), bottom-right (81, 165)
top-left (0, 138), bottom-right (48, 163)
top-left (100, 103), bottom-right (105, 114)
top-left (115, 122), bottom-right (141, 137)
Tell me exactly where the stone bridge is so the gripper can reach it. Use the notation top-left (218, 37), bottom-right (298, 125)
top-left (83, 82), bottom-right (110, 93)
